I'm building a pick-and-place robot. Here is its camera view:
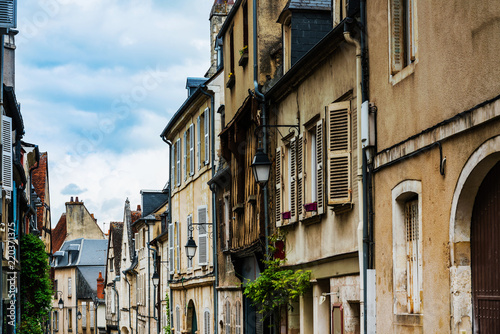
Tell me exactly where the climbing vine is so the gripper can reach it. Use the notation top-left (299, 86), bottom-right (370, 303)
top-left (163, 292), bottom-right (171, 333)
top-left (243, 233), bottom-right (311, 318)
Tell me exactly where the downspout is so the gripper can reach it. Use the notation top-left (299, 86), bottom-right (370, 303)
top-left (147, 226), bottom-right (151, 334)
top-left (199, 85), bottom-right (218, 334)
top-left (253, 0), bottom-right (269, 259)
top-left (343, 24), bottom-right (366, 334)
top-left (160, 137), bottom-right (173, 334)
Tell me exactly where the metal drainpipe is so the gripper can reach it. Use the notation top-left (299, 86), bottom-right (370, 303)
top-left (199, 85), bottom-right (218, 334)
top-left (147, 226), bottom-right (151, 334)
top-left (252, 0), bottom-right (269, 260)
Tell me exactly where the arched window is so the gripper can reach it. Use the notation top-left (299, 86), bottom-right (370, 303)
top-left (175, 305), bottom-right (181, 334)
top-left (204, 308), bottom-right (211, 334)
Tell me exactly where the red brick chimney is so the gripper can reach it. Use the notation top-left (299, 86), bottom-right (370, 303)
top-left (97, 271), bottom-right (104, 299)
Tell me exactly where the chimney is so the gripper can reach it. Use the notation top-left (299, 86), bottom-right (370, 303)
top-left (70, 196), bottom-right (74, 202)
top-left (137, 205), bottom-right (141, 211)
top-left (75, 197), bottom-right (79, 202)
top-left (97, 272), bottom-right (105, 299)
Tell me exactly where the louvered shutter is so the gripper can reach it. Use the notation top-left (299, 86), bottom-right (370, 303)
top-left (409, 0), bottom-right (416, 62)
top-left (290, 137), bottom-right (297, 223)
top-left (197, 116), bottom-right (201, 169)
top-left (204, 310), bottom-right (210, 334)
top-left (176, 139), bottom-right (181, 186)
top-left (204, 108), bottom-right (210, 165)
top-left (391, 0), bottom-right (404, 74)
top-left (405, 199), bottom-right (420, 313)
top-left (2, 115), bottom-right (12, 198)
top-left (176, 222), bottom-right (180, 272)
top-left (297, 135), bottom-right (304, 221)
top-left (169, 223), bottom-right (174, 273)
top-left (82, 302), bottom-right (87, 328)
top-left (198, 206), bottom-right (208, 265)
top-left (0, 0), bottom-right (16, 29)
top-left (327, 102), bottom-right (351, 205)
top-left (171, 144), bottom-right (175, 188)
top-left (176, 306), bottom-right (181, 334)
top-left (190, 124), bottom-right (195, 176)
top-left (183, 131), bottom-right (188, 180)
top-left (275, 147), bottom-right (282, 226)
top-left (316, 120), bottom-right (325, 215)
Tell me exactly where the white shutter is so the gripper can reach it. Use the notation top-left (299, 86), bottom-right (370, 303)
top-left (197, 116), bottom-right (201, 170)
top-left (169, 222), bottom-right (174, 274)
top-left (290, 137), bottom-right (297, 223)
top-left (204, 108), bottom-right (209, 165)
top-left (183, 131), bottom-right (188, 180)
top-left (82, 302), bottom-right (87, 328)
top-left (190, 124), bottom-right (195, 176)
top-left (390, 0), bottom-right (404, 74)
top-left (198, 206), bottom-right (208, 265)
top-left (327, 102), bottom-right (352, 205)
top-left (297, 135), bottom-right (304, 221)
top-left (176, 306), bottom-right (181, 334)
top-left (89, 303), bottom-right (94, 329)
top-left (176, 139), bottom-right (181, 186)
top-left (204, 310), bottom-right (210, 334)
top-left (2, 115), bottom-right (12, 198)
top-left (316, 119), bottom-right (324, 215)
top-left (275, 147), bottom-right (282, 226)
top-left (176, 222), bottom-right (180, 273)
top-left (171, 143), bottom-right (175, 188)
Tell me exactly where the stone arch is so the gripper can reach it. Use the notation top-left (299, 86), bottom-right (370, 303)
top-left (449, 135), bottom-right (500, 333)
top-left (121, 326), bottom-right (129, 334)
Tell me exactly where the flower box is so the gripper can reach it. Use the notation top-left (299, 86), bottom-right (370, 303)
top-left (226, 75), bottom-right (235, 89)
top-left (281, 211), bottom-right (291, 220)
top-left (304, 202), bottom-right (317, 212)
top-left (238, 52), bottom-right (248, 67)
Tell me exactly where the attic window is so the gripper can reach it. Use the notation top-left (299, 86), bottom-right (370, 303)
top-left (282, 16), bottom-right (292, 73)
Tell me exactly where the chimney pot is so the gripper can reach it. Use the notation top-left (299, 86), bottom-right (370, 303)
top-left (76, 197), bottom-right (79, 202)
top-left (70, 196), bottom-right (74, 202)
top-left (96, 271), bottom-right (105, 299)
top-left (137, 205), bottom-right (141, 211)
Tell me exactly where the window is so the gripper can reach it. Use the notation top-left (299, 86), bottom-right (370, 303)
top-left (68, 278), bottom-right (72, 298)
top-left (54, 279), bottom-right (58, 299)
top-left (175, 306), bottom-right (181, 334)
top-left (332, 304), bottom-right (344, 334)
top-left (68, 309), bottom-right (73, 331)
top-left (326, 102), bottom-right (351, 206)
top-left (389, 0), bottom-right (417, 77)
top-left (392, 180), bottom-right (422, 315)
top-left (197, 109), bottom-right (210, 169)
top-left (111, 289), bottom-right (116, 314)
top-left (198, 206), bottom-right (209, 266)
top-left (173, 138), bottom-right (181, 187)
top-left (235, 301), bottom-right (241, 334)
top-left (225, 300), bottom-right (231, 334)
top-left (110, 258), bottom-right (114, 272)
top-left (282, 16), bottom-right (292, 72)
top-left (53, 311), bottom-right (59, 332)
top-left (187, 214), bottom-right (193, 269)
top-left (303, 117), bottom-right (325, 215)
top-left (175, 221), bottom-right (181, 273)
top-left (82, 302), bottom-right (87, 328)
top-left (184, 124), bottom-right (195, 179)
top-left (332, 0), bottom-right (347, 27)
top-left (229, 29), bottom-right (235, 77)
top-left (224, 194), bottom-right (230, 249)
top-left (243, 2), bottom-right (248, 49)
top-left (204, 309), bottom-right (211, 334)
top-left (169, 220), bottom-right (175, 274)
top-left (275, 137), bottom-right (298, 225)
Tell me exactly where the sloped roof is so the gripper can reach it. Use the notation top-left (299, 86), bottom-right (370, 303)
top-left (32, 152), bottom-right (49, 230)
top-left (140, 190), bottom-right (169, 217)
top-left (77, 239), bottom-right (108, 266)
top-left (52, 214), bottom-right (67, 253)
top-left (284, 0), bottom-right (331, 11)
top-left (108, 222), bottom-right (123, 274)
top-left (78, 266), bottom-right (106, 294)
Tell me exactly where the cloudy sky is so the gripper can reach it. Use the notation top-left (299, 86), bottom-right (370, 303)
top-left (16, 0), bottom-right (214, 229)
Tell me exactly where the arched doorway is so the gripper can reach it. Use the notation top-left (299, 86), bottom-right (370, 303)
top-left (186, 300), bottom-right (198, 334)
top-left (471, 161), bottom-right (500, 332)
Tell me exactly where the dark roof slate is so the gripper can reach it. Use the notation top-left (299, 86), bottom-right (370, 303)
top-left (284, 0), bottom-right (331, 11)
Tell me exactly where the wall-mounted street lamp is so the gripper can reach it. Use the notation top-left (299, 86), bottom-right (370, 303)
top-left (56, 291), bottom-right (64, 310)
top-left (152, 271), bottom-right (160, 287)
top-left (184, 220), bottom-right (212, 261)
top-left (77, 310), bottom-right (82, 320)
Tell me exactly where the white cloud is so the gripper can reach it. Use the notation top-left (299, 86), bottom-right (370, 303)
top-left (17, 0), bottom-right (214, 227)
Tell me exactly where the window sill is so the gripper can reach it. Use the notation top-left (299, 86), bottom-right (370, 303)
top-left (301, 213), bottom-right (321, 226)
top-left (393, 313), bottom-right (423, 327)
top-left (238, 52), bottom-right (248, 67)
top-left (330, 202), bottom-right (353, 214)
top-left (390, 61), bottom-right (417, 86)
top-left (226, 75), bottom-right (235, 89)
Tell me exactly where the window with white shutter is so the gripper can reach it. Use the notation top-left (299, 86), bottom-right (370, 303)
top-left (204, 309), bottom-right (211, 334)
top-left (183, 131), bottom-right (188, 180)
top-left (327, 102), bottom-right (351, 205)
top-left (204, 108), bottom-right (210, 165)
top-left (197, 116), bottom-right (201, 170)
top-left (187, 215), bottom-right (193, 269)
top-left (190, 124), bottom-right (195, 176)
top-left (316, 119), bottom-right (324, 215)
top-left (175, 306), bottom-right (181, 334)
top-left (175, 221), bottom-right (180, 273)
top-left (82, 302), bottom-right (87, 328)
top-left (2, 115), bottom-right (12, 199)
top-left (89, 302), bottom-right (94, 329)
top-left (171, 143), bottom-right (175, 188)
top-left (68, 277), bottom-right (72, 297)
top-left (169, 222), bottom-right (174, 274)
top-left (198, 206), bottom-right (208, 265)
top-left (389, 0), bottom-right (417, 76)
top-left (176, 139), bottom-right (181, 187)
top-left (297, 135), bottom-right (304, 221)
top-left (290, 137), bottom-right (297, 223)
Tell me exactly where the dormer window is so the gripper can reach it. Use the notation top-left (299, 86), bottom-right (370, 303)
top-left (282, 15), bottom-right (292, 73)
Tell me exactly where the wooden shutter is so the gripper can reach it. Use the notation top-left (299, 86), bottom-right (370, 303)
top-left (176, 139), bottom-right (181, 186)
top-left (183, 131), bottom-right (188, 180)
top-left (197, 116), bottom-right (201, 169)
top-left (2, 115), bottom-right (12, 198)
top-left (290, 137), bottom-right (297, 223)
top-left (409, 0), bottom-right (416, 62)
top-left (198, 206), bottom-right (208, 265)
top-left (297, 135), bottom-right (304, 221)
top-left (204, 108), bottom-right (210, 165)
top-left (391, 0), bottom-right (404, 74)
top-left (190, 124), bottom-right (195, 176)
top-left (327, 102), bottom-right (352, 205)
top-left (316, 120), bottom-right (325, 215)
top-left (275, 147), bottom-right (282, 226)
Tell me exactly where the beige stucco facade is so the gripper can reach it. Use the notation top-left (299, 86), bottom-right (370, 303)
top-left (369, 0), bottom-right (500, 332)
